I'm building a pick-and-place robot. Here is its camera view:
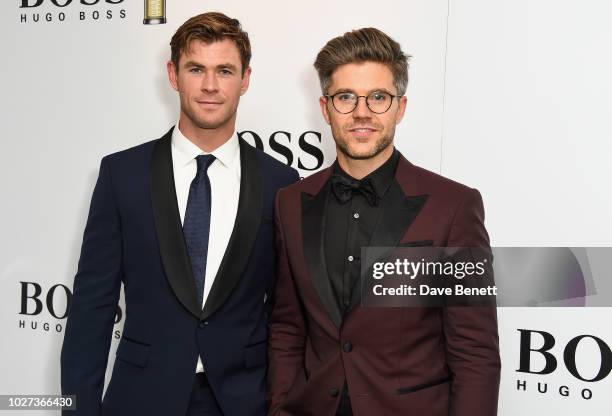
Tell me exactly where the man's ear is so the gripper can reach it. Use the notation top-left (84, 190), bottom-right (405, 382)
top-left (167, 60), bottom-right (179, 91)
top-left (319, 96), bottom-right (331, 125)
top-left (395, 95), bottom-right (408, 124)
top-left (240, 66), bottom-right (252, 96)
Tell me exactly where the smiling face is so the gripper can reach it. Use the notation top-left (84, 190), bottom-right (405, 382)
top-left (320, 61), bottom-right (407, 162)
top-left (167, 38), bottom-right (250, 138)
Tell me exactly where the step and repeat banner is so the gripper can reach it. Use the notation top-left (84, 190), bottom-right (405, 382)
top-left (1, 0), bottom-right (611, 414)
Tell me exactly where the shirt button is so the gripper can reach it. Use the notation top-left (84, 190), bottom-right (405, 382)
top-left (343, 341), bottom-right (353, 353)
top-left (329, 387), bottom-right (340, 397)
top-left (347, 255), bottom-right (354, 262)
top-left (353, 212), bottom-right (360, 219)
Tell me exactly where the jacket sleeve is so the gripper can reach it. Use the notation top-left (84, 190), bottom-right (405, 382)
top-left (267, 190), bottom-right (307, 416)
top-left (444, 188), bottom-right (501, 416)
top-left (60, 157), bottom-right (123, 416)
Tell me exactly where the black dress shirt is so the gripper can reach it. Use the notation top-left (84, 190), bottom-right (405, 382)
top-left (324, 149), bottom-right (400, 315)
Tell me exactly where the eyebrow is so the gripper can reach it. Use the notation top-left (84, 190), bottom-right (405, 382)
top-left (330, 88), bottom-right (394, 95)
top-left (183, 61), bottom-right (239, 72)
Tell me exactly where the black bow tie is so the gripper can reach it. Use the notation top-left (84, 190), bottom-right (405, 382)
top-left (330, 174), bottom-right (380, 206)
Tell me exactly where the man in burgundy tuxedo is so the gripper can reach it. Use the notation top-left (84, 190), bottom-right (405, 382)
top-left (268, 28), bottom-right (501, 416)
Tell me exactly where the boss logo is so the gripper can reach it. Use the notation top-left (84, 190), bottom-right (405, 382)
top-left (238, 130), bottom-right (325, 172)
top-left (515, 328), bottom-right (612, 401)
top-left (20, 0), bottom-right (124, 7)
top-left (517, 329), bottom-right (611, 382)
top-left (19, 281), bottom-right (123, 323)
top-left (19, 0), bottom-right (126, 23)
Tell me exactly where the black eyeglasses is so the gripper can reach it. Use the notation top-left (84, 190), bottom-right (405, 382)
top-left (325, 91), bottom-right (402, 114)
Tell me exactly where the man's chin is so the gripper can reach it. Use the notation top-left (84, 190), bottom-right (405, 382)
top-left (192, 115), bottom-right (230, 130)
top-left (339, 140), bottom-right (394, 161)
top-left (342, 147), bottom-right (380, 160)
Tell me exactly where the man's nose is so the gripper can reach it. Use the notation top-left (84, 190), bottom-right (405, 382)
top-left (352, 96), bottom-right (372, 118)
top-left (201, 72), bottom-right (219, 92)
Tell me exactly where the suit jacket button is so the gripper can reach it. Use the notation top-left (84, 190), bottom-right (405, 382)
top-left (198, 321), bottom-right (206, 329)
top-left (343, 341), bottom-right (353, 353)
top-left (329, 387), bottom-right (339, 397)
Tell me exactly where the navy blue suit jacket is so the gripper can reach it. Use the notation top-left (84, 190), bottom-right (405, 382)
top-left (61, 128), bottom-right (299, 416)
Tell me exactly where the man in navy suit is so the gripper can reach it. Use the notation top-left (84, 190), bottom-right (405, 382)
top-left (61, 12), bottom-right (299, 416)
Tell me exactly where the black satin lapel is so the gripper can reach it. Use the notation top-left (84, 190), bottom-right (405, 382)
top-left (349, 180), bottom-right (428, 310)
top-left (150, 129), bottom-right (202, 319)
top-left (201, 139), bottom-right (263, 320)
top-left (302, 187), bottom-right (343, 328)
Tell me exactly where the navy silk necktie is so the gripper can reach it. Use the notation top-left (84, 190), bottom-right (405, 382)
top-left (183, 154), bottom-right (216, 308)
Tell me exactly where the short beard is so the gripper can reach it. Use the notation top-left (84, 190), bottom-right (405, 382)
top-left (334, 125), bottom-right (395, 161)
top-left (181, 101), bottom-right (236, 130)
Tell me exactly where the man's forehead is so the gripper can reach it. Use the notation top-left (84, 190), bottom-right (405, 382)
top-left (181, 38), bottom-right (241, 61)
top-left (330, 61), bottom-right (395, 92)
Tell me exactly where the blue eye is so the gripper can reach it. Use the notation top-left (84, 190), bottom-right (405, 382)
top-left (370, 92), bottom-right (389, 102)
top-left (337, 93), bottom-right (356, 102)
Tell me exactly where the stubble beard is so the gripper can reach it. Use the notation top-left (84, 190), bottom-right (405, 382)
top-left (333, 123), bottom-right (396, 161)
top-left (182, 99), bottom-right (237, 131)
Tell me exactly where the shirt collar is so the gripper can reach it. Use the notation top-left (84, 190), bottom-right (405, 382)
top-left (333, 148), bottom-right (399, 198)
top-left (171, 123), bottom-right (239, 169)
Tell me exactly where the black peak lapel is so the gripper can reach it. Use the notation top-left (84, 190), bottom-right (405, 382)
top-left (349, 179), bottom-right (428, 310)
top-left (301, 185), bottom-right (343, 329)
top-left (201, 138), bottom-right (263, 320)
top-left (150, 128), bottom-right (202, 319)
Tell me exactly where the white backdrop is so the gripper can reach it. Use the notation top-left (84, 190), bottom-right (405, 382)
top-left (1, 0), bottom-right (611, 414)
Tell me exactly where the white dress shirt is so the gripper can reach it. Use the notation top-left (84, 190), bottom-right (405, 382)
top-left (171, 124), bottom-right (241, 373)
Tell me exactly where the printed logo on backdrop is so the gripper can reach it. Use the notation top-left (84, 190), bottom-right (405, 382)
top-left (19, 0), bottom-right (126, 24)
top-left (18, 281), bottom-right (124, 339)
top-left (238, 130), bottom-right (325, 175)
top-left (516, 329), bottom-right (612, 401)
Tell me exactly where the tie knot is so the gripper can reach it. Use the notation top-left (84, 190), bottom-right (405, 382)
top-left (330, 174), bottom-right (380, 206)
top-left (195, 154), bottom-right (216, 173)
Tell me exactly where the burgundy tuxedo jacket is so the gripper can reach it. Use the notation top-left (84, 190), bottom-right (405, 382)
top-left (268, 153), bottom-right (500, 416)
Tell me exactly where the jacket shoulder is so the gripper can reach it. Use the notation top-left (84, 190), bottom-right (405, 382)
top-left (103, 139), bottom-right (158, 164)
top-left (247, 142), bottom-right (300, 188)
top-left (253, 145), bottom-right (296, 175)
top-left (282, 167), bottom-right (331, 194)
top-left (407, 162), bottom-right (477, 198)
